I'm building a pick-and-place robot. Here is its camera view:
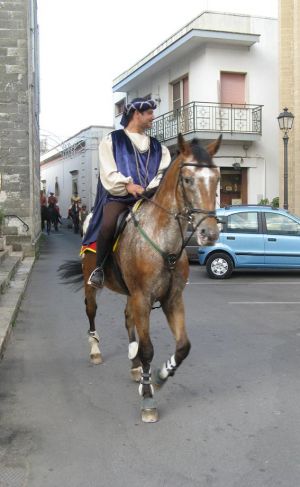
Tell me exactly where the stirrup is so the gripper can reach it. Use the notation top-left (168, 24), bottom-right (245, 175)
top-left (87, 266), bottom-right (105, 289)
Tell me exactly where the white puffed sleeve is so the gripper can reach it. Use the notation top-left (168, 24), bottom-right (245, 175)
top-left (98, 135), bottom-right (133, 196)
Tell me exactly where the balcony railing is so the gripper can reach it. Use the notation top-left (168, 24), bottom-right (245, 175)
top-left (148, 102), bottom-right (262, 142)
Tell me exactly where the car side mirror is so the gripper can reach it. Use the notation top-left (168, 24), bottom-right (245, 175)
top-left (217, 218), bottom-right (226, 225)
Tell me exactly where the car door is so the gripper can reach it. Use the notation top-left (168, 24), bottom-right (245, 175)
top-left (221, 211), bottom-right (264, 265)
top-left (263, 211), bottom-right (300, 265)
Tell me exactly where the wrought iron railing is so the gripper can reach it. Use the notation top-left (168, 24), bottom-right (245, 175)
top-left (4, 215), bottom-right (29, 232)
top-left (148, 102), bottom-right (262, 142)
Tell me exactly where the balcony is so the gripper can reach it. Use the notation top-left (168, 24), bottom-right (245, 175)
top-left (148, 102), bottom-right (262, 143)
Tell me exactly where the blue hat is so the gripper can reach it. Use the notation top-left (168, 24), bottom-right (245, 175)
top-left (120, 97), bottom-right (157, 127)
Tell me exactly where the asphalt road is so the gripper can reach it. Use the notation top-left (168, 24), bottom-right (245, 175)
top-left (1, 225), bottom-right (300, 487)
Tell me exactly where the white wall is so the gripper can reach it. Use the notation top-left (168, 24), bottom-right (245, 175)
top-left (40, 126), bottom-right (112, 217)
top-left (114, 14), bottom-right (279, 203)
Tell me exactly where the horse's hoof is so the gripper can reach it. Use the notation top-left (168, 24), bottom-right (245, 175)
top-left (141, 397), bottom-right (158, 423)
top-left (141, 408), bottom-right (159, 423)
top-left (152, 368), bottom-right (167, 389)
top-left (131, 366), bottom-right (142, 382)
top-left (90, 353), bottom-right (103, 365)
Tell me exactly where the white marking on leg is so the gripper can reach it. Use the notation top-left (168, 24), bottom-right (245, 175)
top-left (88, 332), bottom-right (101, 358)
top-left (128, 341), bottom-right (139, 360)
top-left (159, 354), bottom-right (177, 379)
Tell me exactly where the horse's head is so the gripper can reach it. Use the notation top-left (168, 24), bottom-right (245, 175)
top-left (177, 134), bottom-right (221, 246)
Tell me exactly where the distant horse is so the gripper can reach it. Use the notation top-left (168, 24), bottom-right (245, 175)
top-left (70, 202), bottom-right (80, 234)
top-left (41, 205), bottom-right (51, 234)
top-left (48, 203), bottom-right (59, 232)
top-left (59, 134), bottom-right (221, 422)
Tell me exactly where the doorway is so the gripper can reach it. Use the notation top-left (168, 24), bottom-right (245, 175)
top-left (220, 168), bottom-right (247, 207)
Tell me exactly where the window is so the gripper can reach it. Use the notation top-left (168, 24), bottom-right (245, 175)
top-left (115, 98), bottom-right (126, 116)
top-left (220, 72), bottom-right (246, 105)
top-left (265, 213), bottom-right (300, 235)
top-left (227, 212), bottom-right (258, 233)
top-left (172, 76), bottom-right (189, 111)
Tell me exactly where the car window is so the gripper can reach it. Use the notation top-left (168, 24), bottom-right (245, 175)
top-left (265, 212), bottom-right (300, 235)
top-left (227, 212), bottom-right (258, 233)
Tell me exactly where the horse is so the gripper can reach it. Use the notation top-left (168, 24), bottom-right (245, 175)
top-left (59, 134), bottom-right (221, 423)
top-left (70, 202), bottom-right (80, 234)
top-left (41, 205), bottom-right (51, 234)
top-left (47, 203), bottom-right (59, 232)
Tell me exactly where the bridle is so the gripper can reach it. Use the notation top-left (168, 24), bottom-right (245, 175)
top-left (130, 159), bottom-right (219, 270)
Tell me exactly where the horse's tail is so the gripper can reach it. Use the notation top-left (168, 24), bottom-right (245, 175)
top-left (58, 259), bottom-right (83, 290)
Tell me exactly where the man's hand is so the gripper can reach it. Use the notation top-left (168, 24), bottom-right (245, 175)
top-left (125, 182), bottom-right (145, 198)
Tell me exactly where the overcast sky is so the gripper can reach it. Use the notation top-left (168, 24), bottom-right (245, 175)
top-left (37, 0), bottom-right (278, 145)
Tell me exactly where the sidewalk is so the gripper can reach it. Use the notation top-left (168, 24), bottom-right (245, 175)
top-left (0, 256), bottom-right (35, 359)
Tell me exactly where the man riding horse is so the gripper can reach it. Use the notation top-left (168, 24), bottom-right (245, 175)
top-left (86, 97), bottom-right (171, 288)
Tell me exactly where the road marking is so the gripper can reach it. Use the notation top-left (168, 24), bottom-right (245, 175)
top-left (188, 282), bottom-right (300, 285)
top-left (228, 301), bottom-right (300, 305)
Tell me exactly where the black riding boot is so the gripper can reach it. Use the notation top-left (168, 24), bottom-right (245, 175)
top-left (87, 232), bottom-right (112, 289)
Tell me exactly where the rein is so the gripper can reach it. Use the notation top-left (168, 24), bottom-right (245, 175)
top-left (130, 161), bottom-right (217, 270)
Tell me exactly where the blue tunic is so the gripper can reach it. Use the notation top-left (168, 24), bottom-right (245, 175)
top-left (82, 130), bottom-right (162, 246)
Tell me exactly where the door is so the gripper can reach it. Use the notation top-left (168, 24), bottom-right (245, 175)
top-left (220, 168), bottom-right (247, 206)
top-left (172, 76), bottom-right (189, 133)
top-left (263, 212), bottom-right (300, 265)
top-left (221, 211), bottom-right (264, 265)
top-left (220, 72), bottom-right (246, 132)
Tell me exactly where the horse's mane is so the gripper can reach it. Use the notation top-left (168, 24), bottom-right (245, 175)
top-left (142, 138), bottom-right (214, 201)
top-left (189, 138), bottom-right (213, 166)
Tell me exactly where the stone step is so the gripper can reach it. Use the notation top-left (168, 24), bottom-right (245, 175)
top-left (0, 257), bottom-right (35, 359)
top-left (0, 248), bottom-right (10, 265)
top-left (0, 235), bottom-right (6, 251)
top-left (0, 255), bottom-right (21, 294)
top-left (2, 225), bottom-right (18, 235)
top-left (5, 234), bottom-right (31, 252)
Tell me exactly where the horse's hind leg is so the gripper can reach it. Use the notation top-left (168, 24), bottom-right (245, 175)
top-left (124, 300), bottom-right (141, 382)
top-left (129, 293), bottom-right (158, 423)
top-left (83, 255), bottom-right (103, 365)
top-left (153, 293), bottom-right (191, 388)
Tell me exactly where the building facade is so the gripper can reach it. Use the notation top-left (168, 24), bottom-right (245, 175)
top-left (40, 126), bottom-right (113, 217)
top-left (113, 11), bottom-right (279, 208)
top-left (279, 0), bottom-right (300, 215)
top-left (0, 0), bottom-right (40, 255)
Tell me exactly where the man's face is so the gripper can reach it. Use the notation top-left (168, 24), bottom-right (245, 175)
top-left (135, 109), bottom-right (155, 130)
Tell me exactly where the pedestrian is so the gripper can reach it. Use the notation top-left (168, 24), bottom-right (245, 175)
top-left (87, 97), bottom-right (171, 288)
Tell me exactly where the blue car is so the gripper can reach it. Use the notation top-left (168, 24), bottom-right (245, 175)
top-left (198, 205), bottom-right (300, 279)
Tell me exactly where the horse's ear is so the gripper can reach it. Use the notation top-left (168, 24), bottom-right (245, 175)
top-left (206, 134), bottom-right (222, 157)
top-left (177, 133), bottom-right (190, 155)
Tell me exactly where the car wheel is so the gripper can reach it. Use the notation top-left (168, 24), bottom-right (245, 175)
top-left (206, 252), bottom-right (233, 279)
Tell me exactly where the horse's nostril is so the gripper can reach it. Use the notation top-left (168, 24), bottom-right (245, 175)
top-left (201, 228), bottom-right (206, 235)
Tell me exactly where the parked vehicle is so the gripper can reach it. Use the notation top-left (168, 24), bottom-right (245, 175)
top-left (198, 205), bottom-right (300, 278)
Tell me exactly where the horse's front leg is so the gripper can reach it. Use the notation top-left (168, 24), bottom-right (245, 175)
top-left (129, 293), bottom-right (158, 423)
top-left (124, 299), bottom-right (142, 382)
top-left (154, 293), bottom-right (191, 388)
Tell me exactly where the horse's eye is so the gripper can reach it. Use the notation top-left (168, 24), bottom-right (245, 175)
top-left (184, 178), bottom-right (193, 185)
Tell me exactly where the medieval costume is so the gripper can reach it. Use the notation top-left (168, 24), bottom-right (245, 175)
top-left (85, 98), bottom-right (171, 288)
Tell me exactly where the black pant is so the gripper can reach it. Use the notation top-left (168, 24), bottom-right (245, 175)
top-left (96, 201), bottom-right (129, 267)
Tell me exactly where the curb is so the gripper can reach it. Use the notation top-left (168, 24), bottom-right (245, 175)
top-left (0, 257), bottom-right (35, 360)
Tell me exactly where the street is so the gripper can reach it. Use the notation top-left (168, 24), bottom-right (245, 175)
top-left (1, 226), bottom-right (300, 486)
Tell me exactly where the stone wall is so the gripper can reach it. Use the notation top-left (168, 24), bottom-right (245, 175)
top-left (0, 0), bottom-right (40, 255)
top-left (279, 0), bottom-right (300, 215)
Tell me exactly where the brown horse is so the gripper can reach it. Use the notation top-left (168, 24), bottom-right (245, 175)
top-left (59, 134), bottom-right (221, 422)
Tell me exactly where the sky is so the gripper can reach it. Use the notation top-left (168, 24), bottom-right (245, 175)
top-left (38, 0), bottom-right (278, 146)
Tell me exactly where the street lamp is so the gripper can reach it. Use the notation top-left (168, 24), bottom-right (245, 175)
top-left (277, 107), bottom-right (294, 210)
